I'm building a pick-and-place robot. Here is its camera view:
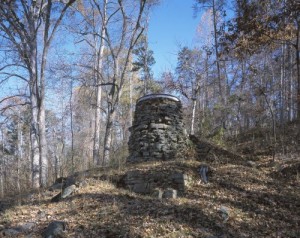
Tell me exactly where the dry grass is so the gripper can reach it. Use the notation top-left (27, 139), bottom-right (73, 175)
top-left (0, 153), bottom-right (299, 237)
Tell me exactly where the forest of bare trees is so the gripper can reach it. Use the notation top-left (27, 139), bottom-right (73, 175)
top-left (0, 0), bottom-right (299, 197)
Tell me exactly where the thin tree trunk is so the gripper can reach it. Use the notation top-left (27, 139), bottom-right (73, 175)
top-left (212, 0), bottom-right (225, 128)
top-left (70, 80), bottom-right (75, 173)
top-left (93, 0), bottom-right (107, 166)
top-left (30, 54), bottom-right (40, 189)
top-left (212, 0), bottom-right (222, 103)
top-left (38, 49), bottom-right (48, 187)
top-left (38, 100), bottom-right (47, 187)
top-left (296, 22), bottom-right (300, 122)
top-left (102, 108), bottom-right (115, 165)
top-left (280, 43), bottom-right (286, 124)
top-left (30, 93), bottom-right (40, 189)
top-left (0, 166), bottom-right (3, 198)
top-left (0, 130), bottom-right (5, 198)
top-left (39, 33), bottom-right (50, 188)
top-left (288, 45), bottom-right (294, 121)
top-left (17, 112), bottom-right (22, 204)
top-left (191, 99), bottom-right (196, 135)
top-left (263, 92), bottom-right (276, 161)
top-left (93, 83), bottom-right (102, 165)
top-left (129, 72), bottom-right (133, 128)
top-left (100, 0), bottom-right (146, 165)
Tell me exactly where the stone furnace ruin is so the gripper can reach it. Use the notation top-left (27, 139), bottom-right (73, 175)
top-left (127, 94), bottom-right (186, 163)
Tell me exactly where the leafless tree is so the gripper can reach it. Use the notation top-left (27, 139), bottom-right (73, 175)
top-left (0, 0), bottom-right (75, 188)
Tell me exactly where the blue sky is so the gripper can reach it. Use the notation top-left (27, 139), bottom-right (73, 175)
top-left (148, 0), bottom-right (201, 78)
top-left (0, 0), bottom-right (200, 98)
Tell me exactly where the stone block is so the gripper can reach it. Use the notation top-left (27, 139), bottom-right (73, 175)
top-left (171, 172), bottom-right (185, 182)
top-left (133, 182), bottom-right (151, 194)
top-left (149, 123), bottom-right (170, 130)
top-left (152, 188), bottom-right (163, 199)
top-left (163, 189), bottom-right (177, 199)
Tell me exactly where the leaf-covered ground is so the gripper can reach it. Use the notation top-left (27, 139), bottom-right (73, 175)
top-left (0, 153), bottom-right (299, 237)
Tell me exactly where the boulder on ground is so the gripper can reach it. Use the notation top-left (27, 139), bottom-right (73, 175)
top-left (163, 189), bottom-right (177, 199)
top-left (51, 185), bottom-right (76, 203)
top-left (42, 221), bottom-right (66, 238)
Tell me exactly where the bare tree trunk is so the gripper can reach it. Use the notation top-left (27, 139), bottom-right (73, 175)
top-left (70, 80), bottom-right (75, 173)
top-left (93, 84), bottom-right (102, 165)
top-left (17, 112), bottom-right (23, 204)
top-left (191, 99), bottom-right (197, 135)
top-left (93, 69), bottom-right (103, 165)
top-left (0, 0), bottom-right (75, 188)
top-left (212, 0), bottom-right (222, 103)
top-left (102, 107), bottom-right (115, 165)
top-left (280, 43), bottom-right (286, 125)
top-left (30, 96), bottom-right (40, 189)
top-left (99, 0), bottom-right (147, 165)
top-left (93, 0), bottom-right (107, 166)
top-left (29, 53), bottom-right (40, 188)
top-left (263, 92), bottom-right (276, 161)
top-left (0, 130), bottom-right (4, 198)
top-left (295, 22), bottom-right (300, 123)
top-left (288, 45), bottom-right (294, 121)
top-left (0, 166), bottom-right (3, 198)
top-left (38, 100), bottom-right (47, 187)
top-left (129, 72), bottom-right (133, 128)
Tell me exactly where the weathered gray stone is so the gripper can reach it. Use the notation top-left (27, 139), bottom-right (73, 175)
top-left (133, 182), bottom-right (151, 194)
top-left (2, 228), bottom-right (21, 236)
top-left (127, 94), bottom-right (187, 163)
top-left (78, 180), bottom-right (88, 188)
top-left (51, 185), bottom-right (76, 202)
top-left (19, 222), bottom-right (36, 232)
top-left (65, 176), bottom-right (76, 187)
top-left (1, 222), bottom-right (36, 236)
top-left (171, 172), bottom-right (188, 183)
top-left (246, 160), bottom-right (256, 167)
top-left (49, 183), bottom-right (64, 191)
top-left (152, 188), bottom-right (163, 199)
top-left (163, 189), bottom-right (177, 199)
top-left (61, 185), bottom-right (76, 198)
top-left (199, 165), bottom-right (209, 184)
top-left (42, 221), bottom-right (66, 238)
top-left (124, 169), bottom-right (190, 197)
top-left (218, 206), bottom-right (230, 222)
top-left (149, 123), bottom-right (170, 129)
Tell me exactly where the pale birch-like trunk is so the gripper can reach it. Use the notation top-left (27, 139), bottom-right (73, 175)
top-left (29, 41), bottom-right (41, 188)
top-left (93, 81), bottom-right (102, 165)
top-left (191, 99), bottom-right (197, 135)
top-left (16, 112), bottom-right (23, 204)
top-left (129, 72), bottom-right (133, 128)
top-left (30, 87), bottom-right (40, 189)
top-left (38, 101), bottom-right (47, 187)
top-left (93, 0), bottom-right (107, 165)
top-left (70, 80), bottom-right (75, 173)
top-left (102, 107), bottom-right (115, 165)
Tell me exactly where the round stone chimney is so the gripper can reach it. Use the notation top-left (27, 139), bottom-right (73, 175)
top-left (127, 94), bottom-right (186, 163)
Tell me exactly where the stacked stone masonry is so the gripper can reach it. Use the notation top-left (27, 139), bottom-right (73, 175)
top-left (125, 170), bottom-right (191, 197)
top-left (127, 94), bottom-right (186, 163)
